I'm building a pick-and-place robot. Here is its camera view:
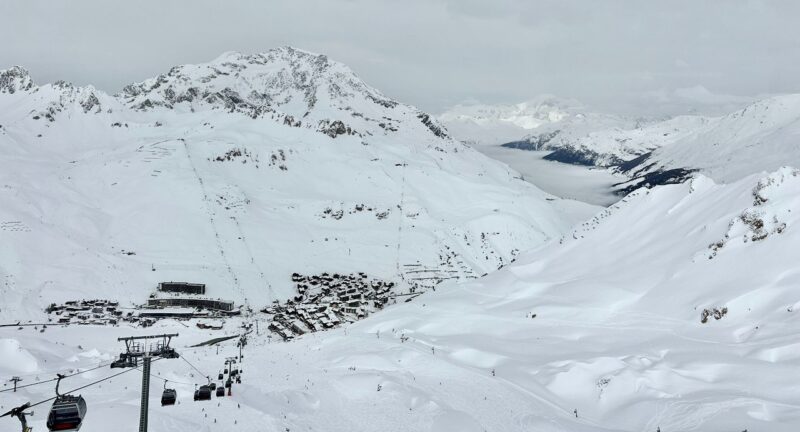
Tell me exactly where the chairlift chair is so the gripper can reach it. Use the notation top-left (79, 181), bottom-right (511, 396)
top-left (46, 375), bottom-right (87, 432)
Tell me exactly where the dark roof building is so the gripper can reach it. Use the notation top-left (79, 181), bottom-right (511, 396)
top-left (158, 282), bottom-right (206, 295)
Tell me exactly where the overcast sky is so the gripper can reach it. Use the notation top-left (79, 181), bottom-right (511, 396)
top-left (1, 0), bottom-right (798, 115)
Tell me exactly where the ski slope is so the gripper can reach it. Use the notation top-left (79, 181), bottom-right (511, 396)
top-left (2, 167), bottom-right (799, 431)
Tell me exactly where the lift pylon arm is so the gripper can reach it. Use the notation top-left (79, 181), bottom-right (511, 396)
top-left (1, 403), bottom-right (33, 432)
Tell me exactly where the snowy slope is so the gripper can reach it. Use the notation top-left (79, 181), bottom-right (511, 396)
top-left (490, 94), bottom-right (800, 195)
top-left (0, 49), bottom-right (596, 321)
top-left (3, 167), bottom-right (798, 432)
top-left (618, 94), bottom-right (800, 191)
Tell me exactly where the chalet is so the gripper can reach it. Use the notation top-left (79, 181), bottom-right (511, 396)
top-left (290, 320), bottom-right (308, 335)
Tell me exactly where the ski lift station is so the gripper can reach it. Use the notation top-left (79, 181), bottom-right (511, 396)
top-left (146, 297), bottom-right (235, 312)
top-left (148, 281), bottom-right (236, 313)
top-left (157, 282), bottom-right (206, 295)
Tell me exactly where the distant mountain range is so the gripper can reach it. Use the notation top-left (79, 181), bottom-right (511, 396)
top-left (440, 94), bottom-right (800, 193)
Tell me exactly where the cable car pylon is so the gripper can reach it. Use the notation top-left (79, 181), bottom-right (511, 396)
top-left (115, 333), bottom-right (179, 432)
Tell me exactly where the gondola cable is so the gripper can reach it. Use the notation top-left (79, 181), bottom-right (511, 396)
top-left (135, 367), bottom-right (197, 386)
top-left (25, 362), bottom-right (150, 410)
top-left (0, 361), bottom-right (114, 394)
top-left (2, 361), bottom-right (160, 432)
top-left (1, 360), bottom-right (113, 381)
top-left (178, 354), bottom-right (210, 381)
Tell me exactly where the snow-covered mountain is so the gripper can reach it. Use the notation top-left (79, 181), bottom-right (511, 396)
top-left (616, 94), bottom-right (800, 192)
top-left (481, 94), bottom-right (800, 197)
top-left (437, 96), bottom-right (588, 146)
top-left (3, 46), bottom-right (799, 432)
top-left (439, 96), bottom-right (657, 166)
top-left (3, 166), bottom-right (798, 432)
top-left (0, 48), bottom-right (596, 321)
top-left (118, 49), bottom-right (447, 139)
top-left (501, 115), bottom-right (705, 167)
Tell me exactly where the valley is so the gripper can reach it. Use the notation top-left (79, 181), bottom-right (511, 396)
top-left (472, 146), bottom-right (625, 206)
top-left (1, 45), bottom-right (799, 432)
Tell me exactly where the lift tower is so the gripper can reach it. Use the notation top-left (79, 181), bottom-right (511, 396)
top-left (8, 376), bottom-right (22, 392)
top-left (115, 333), bottom-right (179, 432)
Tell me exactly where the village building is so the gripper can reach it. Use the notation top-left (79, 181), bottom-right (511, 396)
top-left (158, 281), bottom-right (206, 295)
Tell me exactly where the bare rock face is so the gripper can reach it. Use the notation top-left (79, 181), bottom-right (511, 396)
top-left (318, 119), bottom-right (355, 138)
top-left (0, 66), bottom-right (35, 94)
top-left (417, 113), bottom-right (449, 139)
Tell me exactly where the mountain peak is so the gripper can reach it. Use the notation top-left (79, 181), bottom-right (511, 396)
top-left (203, 47), bottom-right (333, 70)
top-left (2, 48), bottom-right (448, 141)
top-left (0, 66), bottom-right (35, 94)
top-left (118, 47), bottom-right (399, 126)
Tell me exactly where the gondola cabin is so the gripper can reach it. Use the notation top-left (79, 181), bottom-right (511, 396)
top-left (161, 389), bottom-right (177, 406)
top-left (196, 385), bottom-right (212, 401)
top-left (47, 395), bottom-right (87, 432)
top-left (216, 387), bottom-right (225, 397)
